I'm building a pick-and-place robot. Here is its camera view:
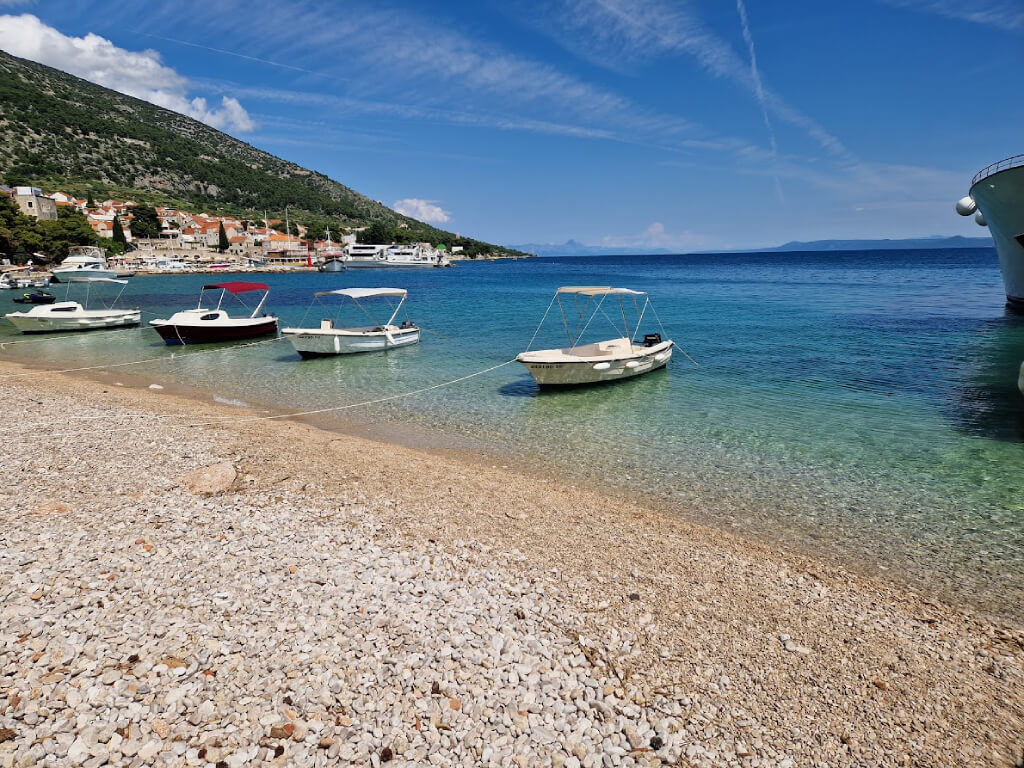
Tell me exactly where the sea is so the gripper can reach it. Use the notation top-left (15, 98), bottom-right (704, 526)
top-left (3, 248), bottom-right (1022, 621)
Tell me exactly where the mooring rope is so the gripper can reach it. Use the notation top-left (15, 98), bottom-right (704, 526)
top-left (6, 358), bottom-right (519, 436)
top-left (0, 335), bottom-right (285, 379)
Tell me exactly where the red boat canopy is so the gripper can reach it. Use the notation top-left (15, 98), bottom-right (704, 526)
top-left (202, 281), bottom-right (269, 293)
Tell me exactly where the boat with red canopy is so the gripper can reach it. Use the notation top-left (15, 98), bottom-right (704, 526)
top-left (149, 281), bottom-right (278, 344)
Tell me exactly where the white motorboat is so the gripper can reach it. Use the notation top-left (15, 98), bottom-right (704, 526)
top-left (150, 281), bottom-right (278, 345)
top-left (282, 287), bottom-right (419, 357)
top-left (516, 286), bottom-right (674, 386)
top-left (0, 270), bottom-right (50, 290)
top-left (4, 277), bottom-right (140, 333)
top-left (50, 245), bottom-right (117, 282)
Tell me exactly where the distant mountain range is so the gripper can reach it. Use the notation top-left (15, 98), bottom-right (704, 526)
top-left (766, 236), bottom-right (994, 252)
top-left (513, 235), bottom-right (995, 257)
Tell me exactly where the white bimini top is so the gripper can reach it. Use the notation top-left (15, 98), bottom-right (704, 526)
top-left (556, 286), bottom-right (646, 296)
top-left (314, 288), bottom-right (407, 299)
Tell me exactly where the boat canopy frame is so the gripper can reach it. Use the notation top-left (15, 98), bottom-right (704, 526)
top-left (197, 281), bottom-right (270, 318)
top-left (64, 276), bottom-right (132, 310)
top-left (523, 285), bottom-right (668, 354)
top-left (299, 287), bottom-right (412, 330)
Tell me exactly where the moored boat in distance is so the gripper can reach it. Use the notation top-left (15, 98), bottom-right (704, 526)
top-left (149, 281), bottom-right (278, 345)
top-left (12, 290), bottom-right (55, 304)
top-left (957, 154), bottom-right (1024, 311)
top-left (3, 277), bottom-right (140, 333)
top-left (282, 288), bottom-right (419, 357)
top-left (516, 286), bottom-right (674, 386)
top-left (50, 245), bottom-right (117, 282)
top-left (343, 242), bottom-right (450, 268)
top-left (317, 227), bottom-right (347, 272)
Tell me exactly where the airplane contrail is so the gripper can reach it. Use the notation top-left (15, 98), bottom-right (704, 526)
top-left (142, 32), bottom-right (327, 77)
top-left (735, 0), bottom-right (784, 202)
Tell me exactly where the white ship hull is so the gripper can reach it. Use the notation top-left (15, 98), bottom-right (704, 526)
top-left (5, 302), bottom-right (140, 333)
top-left (282, 325), bottom-right (420, 356)
top-left (967, 159), bottom-right (1024, 310)
top-left (343, 258), bottom-right (442, 269)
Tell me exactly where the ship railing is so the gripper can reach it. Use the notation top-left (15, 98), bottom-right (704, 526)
top-left (972, 154), bottom-right (1024, 186)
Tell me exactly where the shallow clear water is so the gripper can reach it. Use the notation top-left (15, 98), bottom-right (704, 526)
top-left (3, 249), bottom-right (1022, 619)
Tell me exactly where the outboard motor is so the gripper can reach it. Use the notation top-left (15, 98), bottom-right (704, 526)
top-left (642, 332), bottom-right (662, 347)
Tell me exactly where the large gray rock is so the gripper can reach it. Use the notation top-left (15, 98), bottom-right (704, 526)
top-left (180, 462), bottom-right (236, 495)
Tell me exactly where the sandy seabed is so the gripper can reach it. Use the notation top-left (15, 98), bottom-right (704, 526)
top-left (0, 360), bottom-right (1021, 768)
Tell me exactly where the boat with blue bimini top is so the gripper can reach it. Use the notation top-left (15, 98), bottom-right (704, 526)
top-left (149, 281), bottom-right (278, 345)
top-left (516, 286), bottom-right (674, 387)
top-left (282, 287), bottom-right (419, 357)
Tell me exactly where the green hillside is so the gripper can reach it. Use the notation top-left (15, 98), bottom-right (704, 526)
top-left (0, 49), bottom-right (521, 258)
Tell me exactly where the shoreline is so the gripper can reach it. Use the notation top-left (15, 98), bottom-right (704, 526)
top-left (4, 335), bottom-right (1018, 627)
top-left (0, 359), bottom-right (1022, 766)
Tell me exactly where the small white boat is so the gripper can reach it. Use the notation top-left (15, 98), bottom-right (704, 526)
top-left (4, 277), bottom-right (140, 333)
top-left (50, 246), bottom-right (117, 282)
top-left (0, 271), bottom-right (50, 290)
top-left (150, 281), bottom-right (278, 345)
top-left (282, 287), bottom-right (419, 357)
top-left (516, 286), bottom-right (674, 386)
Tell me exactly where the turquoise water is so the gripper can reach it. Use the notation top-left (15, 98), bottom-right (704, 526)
top-left (3, 249), bottom-right (1023, 619)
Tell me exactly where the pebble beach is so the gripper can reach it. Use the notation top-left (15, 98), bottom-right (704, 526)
top-left (1, 362), bottom-right (1022, 768)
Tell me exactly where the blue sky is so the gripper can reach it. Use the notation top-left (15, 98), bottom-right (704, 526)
top-left (0, 0), bottom-right (1020, 250)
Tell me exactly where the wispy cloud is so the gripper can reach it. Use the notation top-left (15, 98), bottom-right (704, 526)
top-left (0, 14), bottom-right (256, 132)
top-left (600, 221), bottom-right (713, 250)
top-left (882, 0), bottom-right (1024, 31)
top-left (177, 1), bottom-right (723, 149)
top-left (529, 0), bottom-right (856, 164)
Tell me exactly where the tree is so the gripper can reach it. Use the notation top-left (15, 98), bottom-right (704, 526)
top-left (358, 220), bottom-right (394, 244)
top-left (86, 191), bottom-right (96, 209)
top-left (217, 221), bottom-right (229, 252)
top-left (304, 221), bottom-right (327, 242)
top-left (111, 215), bottom-right (127, 254)
top-left (130, 204), bottom-right (161, 239)
top-left (34, 208), bottom-right (99, 260)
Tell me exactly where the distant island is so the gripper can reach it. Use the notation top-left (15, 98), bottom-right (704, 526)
top-left (513, 235), bottom-right (995, 257)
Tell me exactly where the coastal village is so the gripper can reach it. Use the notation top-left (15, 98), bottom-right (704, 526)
top-left (3, 185), bottom-right (469, 271)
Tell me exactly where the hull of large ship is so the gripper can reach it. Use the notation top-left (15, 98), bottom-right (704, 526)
top-left (343, 259), bottom-right (440, 269)
top-left (970, 164), bottom-right (1024, 310)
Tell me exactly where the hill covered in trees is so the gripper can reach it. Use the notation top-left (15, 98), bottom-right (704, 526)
top-left (0, 49), bottom-right (522, 258)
